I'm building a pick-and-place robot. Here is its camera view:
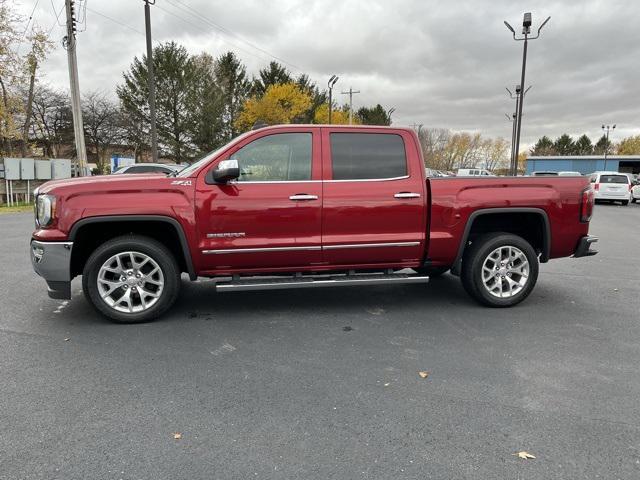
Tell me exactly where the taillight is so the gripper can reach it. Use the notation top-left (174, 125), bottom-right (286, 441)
top-left (580, 188), bottom-right (594, 223)
top-left (594, 183), bottom-right (600, 191)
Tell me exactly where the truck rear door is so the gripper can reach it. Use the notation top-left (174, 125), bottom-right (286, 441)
top-left (320, 128), bottom-right (427, 267)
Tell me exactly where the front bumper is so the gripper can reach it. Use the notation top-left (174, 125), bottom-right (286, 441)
top-left (30, 240), bottom-right (73, 299)
top-left (572, 235), bottom-right (598, 258)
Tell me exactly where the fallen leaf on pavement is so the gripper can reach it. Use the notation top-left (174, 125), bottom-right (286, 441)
top-left (513, 451), bottom-right (536, 459)
top-left (173, 433), bottom-right (182, 440)
top-left (418, 371), bottom-right (430, 379)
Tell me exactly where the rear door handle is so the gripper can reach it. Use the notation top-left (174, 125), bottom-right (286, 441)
top-left (394, 192), bottom-right (421, 199)
top-left (289, 194), bottom-right (319, 201)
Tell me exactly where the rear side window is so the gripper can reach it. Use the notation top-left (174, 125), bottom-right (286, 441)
top-left (599, 175), bottom-right (628, 184)
top-left (330, 133), bottom-right (407, 180)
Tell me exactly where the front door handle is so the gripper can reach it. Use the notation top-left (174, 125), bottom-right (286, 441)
top-left (289, 194), bottom-right (319, 201)
top-left (394, 192), bottom-right (421, 199)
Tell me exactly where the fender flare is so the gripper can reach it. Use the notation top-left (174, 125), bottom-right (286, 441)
top-left (69, 215), bottom-right (197, 280)
top-left (449, 207), bottom-right (551, 275)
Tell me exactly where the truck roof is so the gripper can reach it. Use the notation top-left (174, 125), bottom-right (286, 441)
top-left (250, 124), bottom-right (415, 134)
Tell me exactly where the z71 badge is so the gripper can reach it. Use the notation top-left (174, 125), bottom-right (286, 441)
top-left (171, 180), bottom-right (193, 186)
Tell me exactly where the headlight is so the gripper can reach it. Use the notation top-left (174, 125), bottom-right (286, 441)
top-left (36, 194), bottom-right (56, 227)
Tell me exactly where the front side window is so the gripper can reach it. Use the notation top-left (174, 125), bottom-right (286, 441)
top-left (230, 133), bottom-right (312, 182)
top-left (330, 133), bottom-right (407, 180)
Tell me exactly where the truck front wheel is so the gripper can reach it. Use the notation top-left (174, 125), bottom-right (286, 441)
top-left (82, 235), bottom-right (181, 323)
top-left (460, 233), bottom-right (538, 307)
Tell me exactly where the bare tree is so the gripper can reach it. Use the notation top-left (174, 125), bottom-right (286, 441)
top-left (20, 28), bottom-right (53, 156)
top-left (82, 91), bottom-right (121, 172)
top-left (30, 85), bottom-right (72, 158)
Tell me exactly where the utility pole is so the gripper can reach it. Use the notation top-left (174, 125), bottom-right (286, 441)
top-left (504, 13), bottom-right (550, 176)
top-left (64, 0), bottom-right (88, 176)
top-left (340, 87), bottom-right (360, 125)
top-left (143, 0), bottom-right (158, 162)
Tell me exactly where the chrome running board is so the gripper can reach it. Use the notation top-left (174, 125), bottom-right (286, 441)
top-left (215, 272), bottom-right (429, 292)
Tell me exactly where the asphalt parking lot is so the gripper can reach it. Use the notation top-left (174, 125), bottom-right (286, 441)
top-left (1, 204), bottom-right (639, 480)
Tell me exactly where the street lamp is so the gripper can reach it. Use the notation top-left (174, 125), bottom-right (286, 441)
top-left (504, 12), bottom-right (550, 176)
top-left (387, 107), bottom-right (396, 125)
top-left (506, 85), bottom-right (531, 175)
top-left (327, 75), bottom-right (339, 123)
top-left (602, 124), bottom-right (616, 170)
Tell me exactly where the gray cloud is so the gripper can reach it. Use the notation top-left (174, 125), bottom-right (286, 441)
top-left (17, 0), bottom-right (640, 149)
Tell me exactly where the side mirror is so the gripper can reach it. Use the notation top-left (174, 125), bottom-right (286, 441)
top-left (207, 159), bottom-right (240, 184)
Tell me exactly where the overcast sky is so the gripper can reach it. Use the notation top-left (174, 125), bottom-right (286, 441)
top-left (14, 0), bottom-right (640, 149)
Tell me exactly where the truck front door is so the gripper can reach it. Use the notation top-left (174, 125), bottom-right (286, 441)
top-left (196, 129), bottom-right (323, 273)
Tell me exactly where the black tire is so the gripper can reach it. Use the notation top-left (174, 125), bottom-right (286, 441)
top-left (414, 266), bottom-right (450, 278)
top-left (82, 235), bottom-right (180, 323)
top-left (460, 233), bottom-right (539, 308)
top-left (632, 198), bottom-right (637, 204)
top-left (621, 200), bottom-right (629, 206)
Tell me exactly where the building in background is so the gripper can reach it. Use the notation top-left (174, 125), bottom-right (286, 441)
top-left (526, 155), bottom-right (640, 175)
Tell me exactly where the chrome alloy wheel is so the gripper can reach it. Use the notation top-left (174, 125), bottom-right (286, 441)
top-left (97, 251), bottom-right (164, 313)
top-left (481, 245), bottom-right (530, 298)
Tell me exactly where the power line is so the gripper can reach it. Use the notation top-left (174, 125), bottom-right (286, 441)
top-left (153, 2), bottom-right (275, 65)
top-left (47, 1), bottom-right (65, 35)
top-left (165, 0), bottom-right (300, 71)
top-left (85, 6), bottom-right (144, 36)
top-left (50, 0), bottom-right (65, 26)
top-left (22, 0), bottom-right (42, 36)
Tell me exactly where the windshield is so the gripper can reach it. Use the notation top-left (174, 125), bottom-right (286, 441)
top-left (176, 131), bottom-right (254, 177)
top-left (175, 146), bottom-right (227, 177)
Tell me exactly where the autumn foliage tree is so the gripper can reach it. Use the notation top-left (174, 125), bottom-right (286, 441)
top-left (617, 135), bottom-right (640, 155)
top-left (235, 83), bottom-right (312, 130)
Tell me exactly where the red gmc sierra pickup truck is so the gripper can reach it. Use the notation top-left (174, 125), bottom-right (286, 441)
top-left (31, 125), bottom-right (598, 323)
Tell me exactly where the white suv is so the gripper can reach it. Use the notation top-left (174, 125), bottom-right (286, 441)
top-left (589, 172), bottom-right (632, 206)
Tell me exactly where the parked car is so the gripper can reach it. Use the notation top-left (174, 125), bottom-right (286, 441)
top-left (558, 171), bottom-right (583, 176)
top-left (631, 180), bottom-right (640, 203)
top-left (457, 168), bottom-right (495, 176)
top-left (113, 163), bottom-right (184, 175)
top-left (589, 172), bottom-right (632, 205)
top-left (30, 125), bottom-right (597, 323)
top-left (426, 168), bottom-right (450, 177)
top-left (531, 171), bottom-right (559, 176)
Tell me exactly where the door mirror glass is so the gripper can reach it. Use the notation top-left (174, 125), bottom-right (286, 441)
top-left (208, 159), bottom-right (240, 184)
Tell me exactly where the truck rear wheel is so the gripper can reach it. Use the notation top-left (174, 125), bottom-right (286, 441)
top-left (82, 235), bottom-right (180, 323)
top-left (460, 233), bottom-right (538, 307)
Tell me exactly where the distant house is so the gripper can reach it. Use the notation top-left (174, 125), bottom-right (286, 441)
top-left (526, 155), bottom-right (640, 175)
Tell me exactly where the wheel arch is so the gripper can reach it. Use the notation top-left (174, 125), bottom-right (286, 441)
top-left (69, 215), bottom-right (197, 280)
top-left (450, 208), bottom-right (550, 275)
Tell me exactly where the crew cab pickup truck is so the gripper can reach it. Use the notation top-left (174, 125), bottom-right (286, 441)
top-left (31, 125), bottom-right (598, 323)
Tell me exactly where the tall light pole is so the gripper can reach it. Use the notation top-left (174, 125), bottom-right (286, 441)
top-left (504, 13), bottom-right (550, 176)
top-left (602, 124), bottom-right (616, 171)
top-left (143, 0), bottom-right (158, 163)
top-left (327, 75), bottom-right (339, 124)
top-left (506, 85), bottom-right (531, 175)
top-left (387, 107), bottom-right (396, 125)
